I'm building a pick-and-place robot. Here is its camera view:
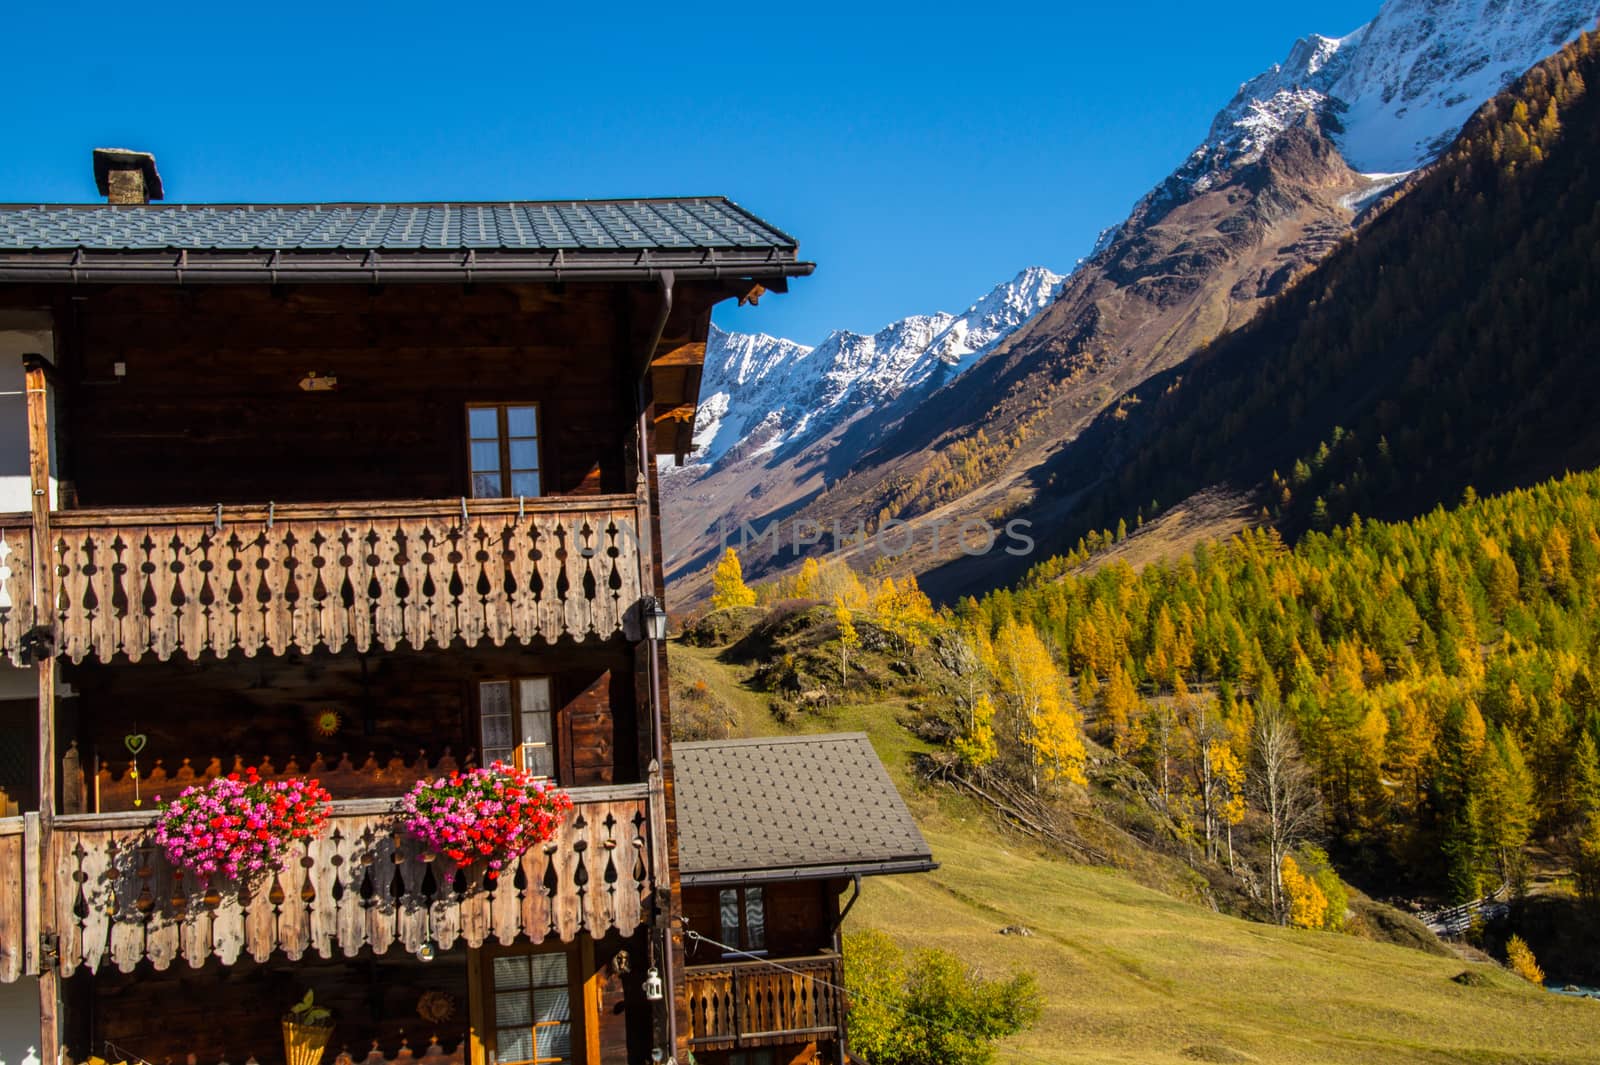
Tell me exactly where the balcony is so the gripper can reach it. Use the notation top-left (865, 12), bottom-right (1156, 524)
top-left (0, 494), bottom-right (646, 665)
top-left (46, 783), bottom-right (656, 975)
top-left (685, 953), bottom-right (847, 1051)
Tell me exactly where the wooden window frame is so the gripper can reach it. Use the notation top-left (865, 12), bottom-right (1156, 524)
top-left (717, 884), bottom-right (768, 958)
top-left (473, 676), bottom-right (565, 782)
top-left (467, 939), bottom-right (599, 1065)
top-left (466, 401), bottom-right (545, 500)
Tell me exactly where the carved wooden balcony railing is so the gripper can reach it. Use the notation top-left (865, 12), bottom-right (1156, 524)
top-left (0, 817), bottom-right (23, 983)
top-left (0, 517), bottom-right (35, 665)
top-left (0, 494), bottom-right (646, 666)
top-left (685, 954), bottom-right (846, 1050)
top-left (48, 785), bottom-right (654, 976)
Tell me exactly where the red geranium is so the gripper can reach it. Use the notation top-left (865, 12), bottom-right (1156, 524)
top-left (399, 763), bottom-right (572, 880)
top-left (153, 768), bottom-right (332, 882)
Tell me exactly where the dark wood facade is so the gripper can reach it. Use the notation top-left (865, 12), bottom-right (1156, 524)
top-left (59, 284), bottom-right (633, 508)
top-left (63, 641), bottom-right (642, 810)
top-left (0, 220), bottom-right (807, 1065)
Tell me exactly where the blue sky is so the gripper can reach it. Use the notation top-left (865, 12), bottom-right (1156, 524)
top-left (6, 2), bottom-right (1378, 343)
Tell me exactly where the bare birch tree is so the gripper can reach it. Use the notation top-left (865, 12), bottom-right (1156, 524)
top-left (1251, 702), bottom-right (1323, 923)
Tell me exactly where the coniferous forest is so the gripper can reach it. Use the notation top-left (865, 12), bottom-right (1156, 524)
top-left (966, 470), bottom-right (1600, 902)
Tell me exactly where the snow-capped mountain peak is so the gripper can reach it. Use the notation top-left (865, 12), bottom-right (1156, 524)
top-left (1126, 0), bottom-right (1597, 227)
top-left (1330, 0), bottom-right (1599, 171)
top-left (681, 266), bottom-right (1066, 470)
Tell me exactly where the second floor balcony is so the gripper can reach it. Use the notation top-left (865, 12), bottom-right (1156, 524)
top-left (0, 493), bottom-right (646, 665)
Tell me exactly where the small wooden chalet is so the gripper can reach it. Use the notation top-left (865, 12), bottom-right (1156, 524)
top-left (0, 149), bottom-right (843, 1065)
top-left (673, 734), bottom-right (935, 1065)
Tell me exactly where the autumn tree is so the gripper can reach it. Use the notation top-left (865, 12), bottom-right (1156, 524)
top-left (1478, 729), bottom-right (1536, 894)
top-left (710, 548), bottom-right (757, 610)
top-left (1575, 812), bottom-right (1600, 909)
top-left (1097, 664), bottom-right (1140, 756)
top-left (792, 557), bottom-right (821, 599)
top-left (1280, 854), bottom-right (1329, 930)
top-left (993, 620), bottom-right (1087, 791)
top-left (1505, 935), bottom-right (1545, 985)
top-left (1252, 704), bottom-right (1323, 923)
top-left (954, 694), bottom-right (999, 772)
top-left (813, 559), bottom-right (870, 609)
top-left (1571, 730), bottom-right (1600, 826)
top-left (836, 599), bottom-right (860, 682)
top-left (875, 575), bottom-right (935, 652)
top-left (1209, 740), bottom-right (1248, 870)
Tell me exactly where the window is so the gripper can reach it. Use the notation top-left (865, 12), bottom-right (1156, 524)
top-left (479, 677), bottom-right (555, 778)
top-left (485, 949), bottom-right (577, 1065)
top-left (728, 1053), bottom-right (776, 1065)
top-left (469, 403), bottom-right (542, 499)
top-left (718, 885), bottom-right (766, 957)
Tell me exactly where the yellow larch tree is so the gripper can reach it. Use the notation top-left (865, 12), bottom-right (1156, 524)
top-left (1281, 854), bottom-right (1329, 929)
top-left (875, 574), bottom-right (935, 652)
top-left (1209, 740), bottom-right (1247, 870)
top-left (994, 619), bottom-right (1087, 790)
top-left (835, 599), bottom-right (859, 682)
top-left (1505, 935), bottom-right (1545, 985)
top-left (710, 548), bottom-right (757, 610)
top-left (792, 557), bottom-right (821, 599)
top-left (1091, 663), bottom-right (1135, 756)
top-left (953, 692), bottom-right (999, 772)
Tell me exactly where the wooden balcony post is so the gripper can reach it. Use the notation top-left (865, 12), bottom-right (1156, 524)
top-left (24, 354), bottom-right (60, 1065)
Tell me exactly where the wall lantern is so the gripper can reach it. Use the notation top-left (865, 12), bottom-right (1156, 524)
top-left (643, 966), bottom-right (664, 1001)
top-left (642, 597), bottom-right (670, 642)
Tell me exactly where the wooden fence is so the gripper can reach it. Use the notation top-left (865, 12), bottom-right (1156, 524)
top-left (48, 786), bottom-right (654, 975)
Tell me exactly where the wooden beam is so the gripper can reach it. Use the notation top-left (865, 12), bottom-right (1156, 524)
top-left (649, 342), bottom-right (707, 369)
top-left (25, 356), bottom-right (59, 1065)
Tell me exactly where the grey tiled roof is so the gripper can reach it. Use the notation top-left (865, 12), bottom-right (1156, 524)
top-left (0, 198), bottom-right (796, 252)
top-left (673, 733), bottom-right (935, 884)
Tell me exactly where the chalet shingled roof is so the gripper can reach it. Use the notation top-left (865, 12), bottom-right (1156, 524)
top-left (672, 732), bottom-right (936, 886)
top-left (0, 198), bottom-right (809, 285)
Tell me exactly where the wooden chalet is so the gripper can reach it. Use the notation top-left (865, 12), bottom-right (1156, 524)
top-left (672, 735), bottom-right (935, 1065)
top-left (0, 148), bottom-right (842, 1065)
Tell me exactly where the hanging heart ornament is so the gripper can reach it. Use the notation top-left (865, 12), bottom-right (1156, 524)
top-left (124, 733), bottom-right (147, 755)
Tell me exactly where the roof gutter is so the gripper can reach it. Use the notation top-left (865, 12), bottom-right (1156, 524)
top-left (680, 857), bottom-right (938, 887)
top-left (0, 256), bottom-right (815, 286)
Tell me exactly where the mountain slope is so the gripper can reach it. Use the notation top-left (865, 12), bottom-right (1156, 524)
top-left (661, 267), bottom-right (1063, 578)
top-left (1004, 23), bottom-right (1600, 575)
top-left (664, 0), bottom-right (1600, 605)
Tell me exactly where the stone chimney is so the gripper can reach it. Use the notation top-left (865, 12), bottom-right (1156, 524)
top-left (92, 148), bottom-right (163, 205)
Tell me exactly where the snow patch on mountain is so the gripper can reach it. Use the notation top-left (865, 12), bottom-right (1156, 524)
top-left (1333, 0), bottom-right (1598, 170)
top-left (1120, 0), bottom-right (1597, 231)
top-left (680, 266), bottom-right (1065, 472)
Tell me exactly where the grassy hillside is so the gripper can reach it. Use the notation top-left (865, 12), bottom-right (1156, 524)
top-left (670, 638), bottom-right (1600, 1064)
